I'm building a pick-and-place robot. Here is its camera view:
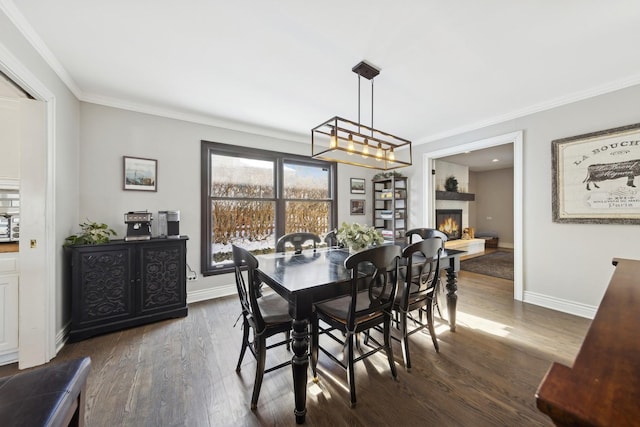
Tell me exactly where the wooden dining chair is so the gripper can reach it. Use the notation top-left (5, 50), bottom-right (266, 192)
top-left (323, 229), bottom-right (339, 247)
top-left (405, 227), bottom-right (447, 319)
top-left (275, 232), bottom-right (321, 254)
top-left (231, 245), bottom-right (293, 410)
top-left (396, 238), bottom-right (442, 369)
top-left (406, 227), bottom-right (448, 244)
top-left (310, 245), bottom-right (401, 407)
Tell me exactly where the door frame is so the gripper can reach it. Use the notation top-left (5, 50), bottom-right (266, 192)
top-left (0, 42), bottom-right (57, 366)
top-left (423, 130), bottom-right (523, 301)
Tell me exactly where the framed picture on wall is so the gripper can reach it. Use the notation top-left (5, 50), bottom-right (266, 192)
top-left (123, 156), bottom-right (157, 191)
top-left (552, 122), bottom-right (640, 224)
top-left (350, 178), bottom-right (365, 194)
top-left (350, 199), bottom-right (365, 215)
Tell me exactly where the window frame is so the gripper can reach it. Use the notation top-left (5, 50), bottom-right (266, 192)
top-left (201, 140), bottom-right (337, 276)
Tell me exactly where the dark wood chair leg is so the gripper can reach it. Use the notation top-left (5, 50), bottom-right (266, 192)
top-left (399, 312), bottom-right (411, 370)
top-left (427, 301), bottom-right (440, 353)
top-left (251, 336), bottom-right (267, 410)
top-left (310, 314), bottom-right (319, 380)
top-left (384, 317), bottom-right (398, 380)
top-left (347, 334), bottom-right (357, 408)
top-left (236, 318), bottom-right (250, 372)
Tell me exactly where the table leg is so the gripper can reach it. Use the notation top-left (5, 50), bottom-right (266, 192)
top-left (291, 318), bottom-right (309, 424)
top-left (445, 267), bottom-right (458, 332)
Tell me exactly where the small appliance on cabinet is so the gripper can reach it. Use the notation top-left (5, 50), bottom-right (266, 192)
top-left (124, 211), bottom-right (152, 241)
top-left (157, 210), bottom-right (180, 238)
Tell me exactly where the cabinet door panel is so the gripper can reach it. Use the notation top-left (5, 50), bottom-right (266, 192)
top-left (73, 247), bottom-right (135, 326)
top-left (137, 242), bottom-right (186, 315)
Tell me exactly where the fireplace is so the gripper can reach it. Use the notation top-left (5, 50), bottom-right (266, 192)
top-left (435, 209), bottom-right (463, 240)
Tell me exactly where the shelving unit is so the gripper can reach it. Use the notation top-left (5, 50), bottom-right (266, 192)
top-left (373, 176), bottom-right (407, 242)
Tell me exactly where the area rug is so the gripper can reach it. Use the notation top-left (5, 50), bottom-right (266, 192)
top-left (460, 251), bottom-right (514, 280)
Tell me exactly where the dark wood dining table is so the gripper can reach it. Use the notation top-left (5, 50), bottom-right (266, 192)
top-left (255, 245), bottom-right (465, 424)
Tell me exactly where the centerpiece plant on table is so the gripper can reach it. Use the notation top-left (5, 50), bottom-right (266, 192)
top-left (336, 222), bottom-right (384, 252)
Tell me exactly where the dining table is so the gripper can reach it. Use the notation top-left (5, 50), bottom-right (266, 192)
top-left (255, 245), bottom-right (465, 424)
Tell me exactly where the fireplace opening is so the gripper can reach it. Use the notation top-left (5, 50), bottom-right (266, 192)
top-left (436, 209), bottom-right (463, 240)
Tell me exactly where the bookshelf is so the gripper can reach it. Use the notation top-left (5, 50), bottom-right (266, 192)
top-left (373, 176), bottom-right (407, 242)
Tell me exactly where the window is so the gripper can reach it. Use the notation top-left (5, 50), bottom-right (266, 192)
top-left (201, 141), bottom-right (337, 275)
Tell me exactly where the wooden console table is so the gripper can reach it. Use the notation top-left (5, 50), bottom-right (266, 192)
top-left (535, 258), bottom-right (640, 426)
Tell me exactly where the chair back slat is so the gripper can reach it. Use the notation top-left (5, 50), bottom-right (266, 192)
top-left (276, 232), bottom-right (322, 254)
top-left (344, 245), bottom-right (401, 328)
top-left (232, 244), bottom-right (265, 331)
top-left (406, 227), bottom-right (448, 245)
top-left (401, 238), bottom-right (442, 310)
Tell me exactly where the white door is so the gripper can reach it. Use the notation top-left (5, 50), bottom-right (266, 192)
top-left (0, 95), bottom-right (48, 368)
top-left (18, 98), bottom-right (48, 368)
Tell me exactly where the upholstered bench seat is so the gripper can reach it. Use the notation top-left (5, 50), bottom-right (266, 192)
top-left (0, 357), bottom-right (91, 427)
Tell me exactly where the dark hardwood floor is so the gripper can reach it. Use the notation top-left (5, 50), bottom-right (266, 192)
top-left (0, 270), bottom-right (591, 426)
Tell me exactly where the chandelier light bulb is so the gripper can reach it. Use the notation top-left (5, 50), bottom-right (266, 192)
top-left (329, 130), bottom-right (337, 149)
top-left (388, 147), bottom-right (395, 162)
top-left (376, 142), bottom-right (383, 161)
top-left (362, 139), bottom-right (369, 158)
top-left (347, 134), bottom-right (355, 154)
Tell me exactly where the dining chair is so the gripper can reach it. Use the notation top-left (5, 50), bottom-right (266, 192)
top-left (406, 227), bottom-right (448, 244)
top-left (310, 245), bottom-right (401, 408)
top-left (231, 244), bottom-right (293, 410)
top-left (323, 229), bottom-right (339, 247)
top-left (405, 228), bottom-right (447, 319)
top-left (275, 232), bottom-right (321, 254)
top-left (396, 237), bottom-right (442, 370)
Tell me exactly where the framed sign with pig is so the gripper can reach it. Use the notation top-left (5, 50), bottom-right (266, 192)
top-left (552, 122), bottom-right (640, 224)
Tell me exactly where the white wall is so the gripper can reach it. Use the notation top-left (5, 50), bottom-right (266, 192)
top-left (79, 103), bottom-right (373, 299)
top-left (411, 85), bottom-right (640, 315)
top-left (472, 168), bottom-right (514, 246)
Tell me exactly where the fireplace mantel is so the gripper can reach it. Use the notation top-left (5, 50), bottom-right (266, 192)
top-left (436, 191), bottom-right (475, 201)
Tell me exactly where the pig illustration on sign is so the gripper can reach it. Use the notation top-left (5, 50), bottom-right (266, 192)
top-left (583, 159), bottom-right (640, 190)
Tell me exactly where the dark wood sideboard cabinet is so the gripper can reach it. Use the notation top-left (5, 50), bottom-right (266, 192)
top-left (535, 258), bottom-right (640, 426)
top-left (67, 237), bottom-right (189, 342)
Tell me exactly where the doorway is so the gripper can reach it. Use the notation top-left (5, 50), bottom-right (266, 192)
top-left (423, 131), bottom-right (523, 301)
top-left (1, 45), bottom-right (56, 368)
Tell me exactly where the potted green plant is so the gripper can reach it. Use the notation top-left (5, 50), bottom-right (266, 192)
top-left (336, 222), bottom-right (384, 252)
top-left (64, 220), bottom-right (116, 246)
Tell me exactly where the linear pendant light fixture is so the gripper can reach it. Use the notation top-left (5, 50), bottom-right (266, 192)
top-left (311, 61), bottom-right (412, 170)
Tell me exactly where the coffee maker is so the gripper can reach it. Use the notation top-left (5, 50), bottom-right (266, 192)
top-left (124, 211), bottom-right (152, 241)
top-left (157, 210), bottom-right (180, 238)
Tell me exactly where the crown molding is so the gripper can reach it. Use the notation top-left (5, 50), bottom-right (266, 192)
top-left (81, 92), bottom-right (309, 144)
top-left (415, 73), bottom-right (640, 146)
top-left (0, 0), bottom-right (82, 98)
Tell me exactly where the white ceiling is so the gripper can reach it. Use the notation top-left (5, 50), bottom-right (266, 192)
top-left (439, 144), bottom-right (514, 172)
top-left (3, 1), bottom-right (640, 149)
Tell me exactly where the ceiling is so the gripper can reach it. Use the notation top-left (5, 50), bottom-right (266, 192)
top-left (439, 144), bottom-right (513, 172)
top-left (3, 1), bottom-right (640, 149)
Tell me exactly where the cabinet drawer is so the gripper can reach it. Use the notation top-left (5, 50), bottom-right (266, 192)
top-left (0, 256), bottom-right (18, 274)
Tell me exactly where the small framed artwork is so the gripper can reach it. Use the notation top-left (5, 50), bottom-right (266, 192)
top-left (552, 122), bottom-right (640, 224)
top-left (350, 178), bottom-right (365, 194)
top-left (123, 156), bottom-right (157, 191)
top-left (350, 199), bottom-right (365, 215)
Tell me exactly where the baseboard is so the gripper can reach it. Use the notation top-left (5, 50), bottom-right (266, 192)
top-left (56, 321), bottom-right (70, 354)
top-left (0, 350), bottom-right (18, 366)
top-left (187, 284), bottom-right (236, 304)
top-left (498, 242), bottom-right (514, 249)
top-left (523, 290), bottom-right (597, 319)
